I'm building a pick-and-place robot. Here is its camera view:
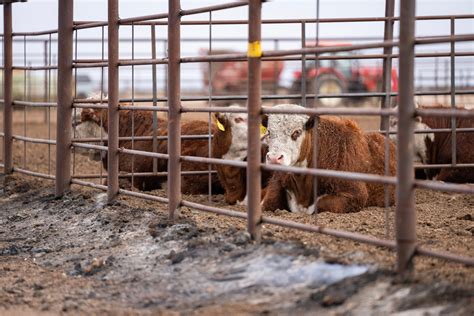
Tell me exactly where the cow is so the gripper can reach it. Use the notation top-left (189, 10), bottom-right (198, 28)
top-left (212, 105), bottom-right (272, 204)
top-left (74, 107), bottom-right (224, 194)
top-left (390, 104), bottom-right (474, 183)
top-left (261, 103), bottom-right (396, 214)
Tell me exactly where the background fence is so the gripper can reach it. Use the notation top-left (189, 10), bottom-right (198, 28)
top-left (1, 0), bottom-right (473, 278)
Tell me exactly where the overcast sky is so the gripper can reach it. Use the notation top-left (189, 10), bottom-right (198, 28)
top-left (2, 0), bottom-right (473, 36)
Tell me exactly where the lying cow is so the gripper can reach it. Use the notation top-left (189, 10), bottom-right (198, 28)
top-left (75, 107), bottom-right (224, 194)
top-left (261, 103), bottom-right (396, 214)
top-left (212, 105), bottom-right (272, 204)
top-left (390, 104), bottom-right (474, 183)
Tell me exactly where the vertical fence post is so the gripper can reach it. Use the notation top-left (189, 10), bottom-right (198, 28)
top-left (3, 3), bottom-right (13, 174)
top-left (396, 0), bottom-right (417, 279)
top-left (380, 0), bottom-right (395, 131)
top-left (107, 0), bottom-right (119, 202)
top-left (168, 0), bottom-right (181, 220)
top-left (247, 0), bottom-right (262, 241)
top-left (381, 0), bottom-right (395, 239)
top-left (449, 17), bottom-right (457, 167)
top-left (55, 0), bottom-right (74, 196)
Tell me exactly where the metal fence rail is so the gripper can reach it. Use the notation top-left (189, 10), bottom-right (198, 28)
top-left (1, 0), bottom-right (474, 279)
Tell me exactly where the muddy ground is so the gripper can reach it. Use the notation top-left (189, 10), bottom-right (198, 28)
top-left (0, 106), bottom-right (473, 314)
top-left (0, 174), bottom-right (473, 315)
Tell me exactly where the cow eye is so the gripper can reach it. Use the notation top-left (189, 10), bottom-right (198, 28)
top-left (291, 129), bottom-right (302, 141)
top-left (234, 117), bottom-right (244, 123)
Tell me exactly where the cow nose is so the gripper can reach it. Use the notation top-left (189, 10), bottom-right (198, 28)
top-left (266, 153), bottom-right (284, 165)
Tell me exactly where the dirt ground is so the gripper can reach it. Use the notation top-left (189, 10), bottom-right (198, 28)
top-left (0, 104), bottom-right (473, 314)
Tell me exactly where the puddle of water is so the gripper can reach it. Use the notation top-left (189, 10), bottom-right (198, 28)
top-left (212, 253), bottom-right (369, 293)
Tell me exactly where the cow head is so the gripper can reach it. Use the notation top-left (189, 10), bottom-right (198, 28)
top-left (214, 105), bottom-right (248, 161)
top-left (72, 107), bottom-right (108, 161)
top-left (389, 104), bottom-right (434, 164)
top-left (262, 104), bottom-right (313, 166)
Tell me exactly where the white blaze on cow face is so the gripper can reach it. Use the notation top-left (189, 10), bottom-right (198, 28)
top-left (264, 104), bottom-right (310, 167)
top-left (219, 105), bottom-right (249, 161)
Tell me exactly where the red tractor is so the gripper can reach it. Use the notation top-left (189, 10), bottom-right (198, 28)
top-left (200, 48), bottom-right (284, 98)
top-left (290, 41), bottom-right (398, 107)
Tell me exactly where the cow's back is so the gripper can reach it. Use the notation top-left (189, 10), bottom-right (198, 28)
top-left (422, 106), bottom-right (474, 182)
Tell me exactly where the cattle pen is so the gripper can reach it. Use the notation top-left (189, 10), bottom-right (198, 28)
top-left (0, 0), bottom-right (473, 283)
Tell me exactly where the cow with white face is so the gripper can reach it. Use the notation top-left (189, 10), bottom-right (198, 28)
top-left (390, 104), bottom-right (474, 182)
top-left (214, 105), bottom-right (249, 162)
top-left (264, 108), bottom-right (310, 167)
top-left (261, 103), bottom-right (396, 214)
top-left (389, 105), bottom-right (434, 167)
top-left (212, 105), bottom-right (272, 205)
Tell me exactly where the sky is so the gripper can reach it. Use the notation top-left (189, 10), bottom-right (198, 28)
top-left (0, 0), bottom-right (473, 91)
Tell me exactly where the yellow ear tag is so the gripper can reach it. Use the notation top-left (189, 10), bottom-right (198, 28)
top-left (260, 124), bottom-right (267, 136)
top-left (216, 119), bottom-right (225, 132)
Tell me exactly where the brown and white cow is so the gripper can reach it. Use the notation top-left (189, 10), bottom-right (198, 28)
top-left (74, 107), bottom-right (224, 194)
top-left (261, 103), bottom-right (396, 214)
top-left (212, 105), bottom-right (271, 204)
top-left (390, 104), bottom-right (474, 182)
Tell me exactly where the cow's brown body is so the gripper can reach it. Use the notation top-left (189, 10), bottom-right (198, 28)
top-left (263, 115), bottom-right (396, 213)
top-left (79, 108), bottom-right (223, 194)
top-left (421, 106), bottom-right (474, 183)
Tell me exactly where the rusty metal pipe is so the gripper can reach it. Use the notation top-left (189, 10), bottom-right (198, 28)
top-left (13, 65), bottom-right (58, 70)
top-left (13, 100), bottom-right (57, 108)
top-left (181, 200), bottom-right (247, 219)
top-left (119, 188), bottom-right (169, 204)
top-left (74, 88), bottom-right (474, 104)
top-left (117, 14), bottom-right (474, 26)
top-left (246, 0), bottom-right (263, 241)
top-left (181, 1), bottom-right (249, 16)
top-left (69, 51), bottom-right (474, 67)
top-left (167, 0), bottom-right (182, 220)
top-left (450, 18), bottom-right (457, 167)
top-left (73, 21), bottom-right (108, 30)
top-left (72, 170), bottom-right (217, 179)
top-left (13, 135), bottom-right (56, 145)
top-left (71, 178), bottom-right (108, 191)
top-left (72, 142), bottom-right (108, 151)
top-left (72, 134), bottom-right (213, 142)
top-left (3, 3), bottom-right (13, 174)
top-left (414, 179), bottom-right (474, 194)
top-left (55, 0), bottom-right (74, 197)
top-left (119, 12), bottom-right (168, 25)
top-left (107, 0), bottom-right (120, 202)
top-left (396, 0), bottom-right (417, 278)
top-left (12, 29), bottom-right (59, 36)
top-left (262, 216), bottom-right (396, 249)
top-left (416, 108), bottom-right (474, 118)
top-left (380, 0), bottom-right (395, 131)
top-left (14, 167), bottom-right (56, 180)
top-left (119, 147), bottom-right (169, 159)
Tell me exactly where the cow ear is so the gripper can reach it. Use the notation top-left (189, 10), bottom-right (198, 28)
top-left (213, 112), bottom-right (226, 132)
top-left (304, 115), bottom-right (315, 130)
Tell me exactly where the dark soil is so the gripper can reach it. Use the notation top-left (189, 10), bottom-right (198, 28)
top-left (0, 174), bottom-right (473, 315)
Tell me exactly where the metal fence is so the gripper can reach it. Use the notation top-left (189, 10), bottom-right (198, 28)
top-left (1, 0), bottom-right (474, 278)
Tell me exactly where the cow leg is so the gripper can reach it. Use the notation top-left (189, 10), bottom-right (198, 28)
top-left (316, 182), bottom-right (368, 213)
top-left (436, 168), bottom-right (468, 183)
top-left (261, 174), bottom-right (288, 212)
